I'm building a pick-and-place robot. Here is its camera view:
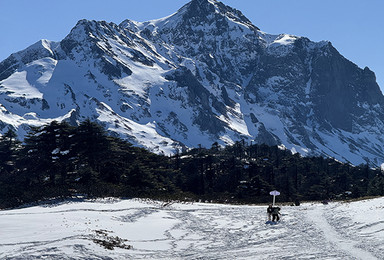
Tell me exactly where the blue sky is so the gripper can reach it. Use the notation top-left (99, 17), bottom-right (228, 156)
top-left (1, 0), bottom-right (383, 89)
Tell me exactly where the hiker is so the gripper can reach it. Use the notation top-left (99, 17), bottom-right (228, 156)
top-left (272, 206), bottom-right (281, 222)
top-left (267, 204), bottom-right (273, 221)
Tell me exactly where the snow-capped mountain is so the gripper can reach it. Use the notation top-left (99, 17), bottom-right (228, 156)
top-left (1, 0), bottom-right (384, 165)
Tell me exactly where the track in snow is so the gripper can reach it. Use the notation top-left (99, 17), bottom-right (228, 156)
top-left (306, 205), bottom-right (379, 260)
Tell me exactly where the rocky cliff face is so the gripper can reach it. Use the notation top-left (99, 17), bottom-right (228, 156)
top-left (1, 0), bottom-right (384, 165)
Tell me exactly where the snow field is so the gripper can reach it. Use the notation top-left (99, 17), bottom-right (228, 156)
top-left (0, 197), bottom-right (383, 259)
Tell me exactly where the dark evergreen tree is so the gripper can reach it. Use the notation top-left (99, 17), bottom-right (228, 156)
top-left (0, 128), bottom-right (20, 175)
top-left (19, 121), bottom-right (70, 185)
top-left (70, 119), bottom-right (111, 182)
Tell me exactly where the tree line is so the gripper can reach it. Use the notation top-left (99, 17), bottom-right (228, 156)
top-left (0, 120), bottom-right (383, 208)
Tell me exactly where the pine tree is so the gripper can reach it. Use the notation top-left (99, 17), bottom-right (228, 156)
top-left (19, 121), bottom-right (73, 185)
top-left (0, 128), bottom-right (20, 174)
top-left (71, 119), bottom-right (111, 182)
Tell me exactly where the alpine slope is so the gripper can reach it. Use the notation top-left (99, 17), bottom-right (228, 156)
top-left (0, 197), bottom-right (383, 259)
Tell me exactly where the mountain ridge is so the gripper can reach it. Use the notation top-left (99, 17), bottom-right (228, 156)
top-left (0, 0), bottom-right (383, 165)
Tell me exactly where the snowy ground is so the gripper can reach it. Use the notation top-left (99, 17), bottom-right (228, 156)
top-left (0, 197), bottom-right (383, 259)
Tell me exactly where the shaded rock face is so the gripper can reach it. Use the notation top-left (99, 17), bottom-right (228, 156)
top-left (309, 46), bottom-right (383, 132)
top-left (0, 0), bottom-right (384, 165)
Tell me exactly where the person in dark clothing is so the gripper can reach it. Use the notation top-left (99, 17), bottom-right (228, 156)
top-left (267, 204), bottom-right (273, 221)
top-left (271, 206), bottom-right (281, 222)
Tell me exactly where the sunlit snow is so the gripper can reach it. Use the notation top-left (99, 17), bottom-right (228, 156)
top-left (1, 197), bottom-right (383, 259)
top-left (0, 71), bottom-right (43, 99)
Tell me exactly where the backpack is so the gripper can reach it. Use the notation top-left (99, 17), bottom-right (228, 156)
top-left (272, 207), bottom-right (280, 214)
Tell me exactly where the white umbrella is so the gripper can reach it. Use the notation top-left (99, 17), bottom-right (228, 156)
top-left (269, 190), bottom-right (280, 206)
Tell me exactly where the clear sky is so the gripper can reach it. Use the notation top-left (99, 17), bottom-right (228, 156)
top-left (1, 0), bottom-right (383, 89)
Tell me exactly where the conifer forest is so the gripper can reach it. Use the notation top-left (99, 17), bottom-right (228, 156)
top-left (1, 120), bottom-right (383, 209)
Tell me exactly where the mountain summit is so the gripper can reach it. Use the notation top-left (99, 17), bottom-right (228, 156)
top-left (0, 0), bottom-right (383, 165)
top-left (179, 0), bottom-right (258, 30)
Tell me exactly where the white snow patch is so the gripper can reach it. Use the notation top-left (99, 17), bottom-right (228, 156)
top-left (272, 34), bottom-right (297, 46)
top-left (219, 103), bottom-right (250, 137)
top-left (114, 66), bottom-right (166, 99)
top-left (0, 71), bottom-right (43, 99)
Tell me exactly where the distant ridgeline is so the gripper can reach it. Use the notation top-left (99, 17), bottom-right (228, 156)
top-left (0, 121), bottom-right (383, 208)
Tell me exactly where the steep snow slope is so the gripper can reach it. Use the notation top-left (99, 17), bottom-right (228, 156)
top-left (0, 197), bottom-right (383, 259)
top-left (1, 0), bottom-right (384, 165)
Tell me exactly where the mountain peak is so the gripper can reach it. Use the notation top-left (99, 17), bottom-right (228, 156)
top-left (186, 0), bottom-right (216, 13)
top-left (178, 0), bottom-right (259, 31)
top-left (0, 0), bottom-right (383, 166)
